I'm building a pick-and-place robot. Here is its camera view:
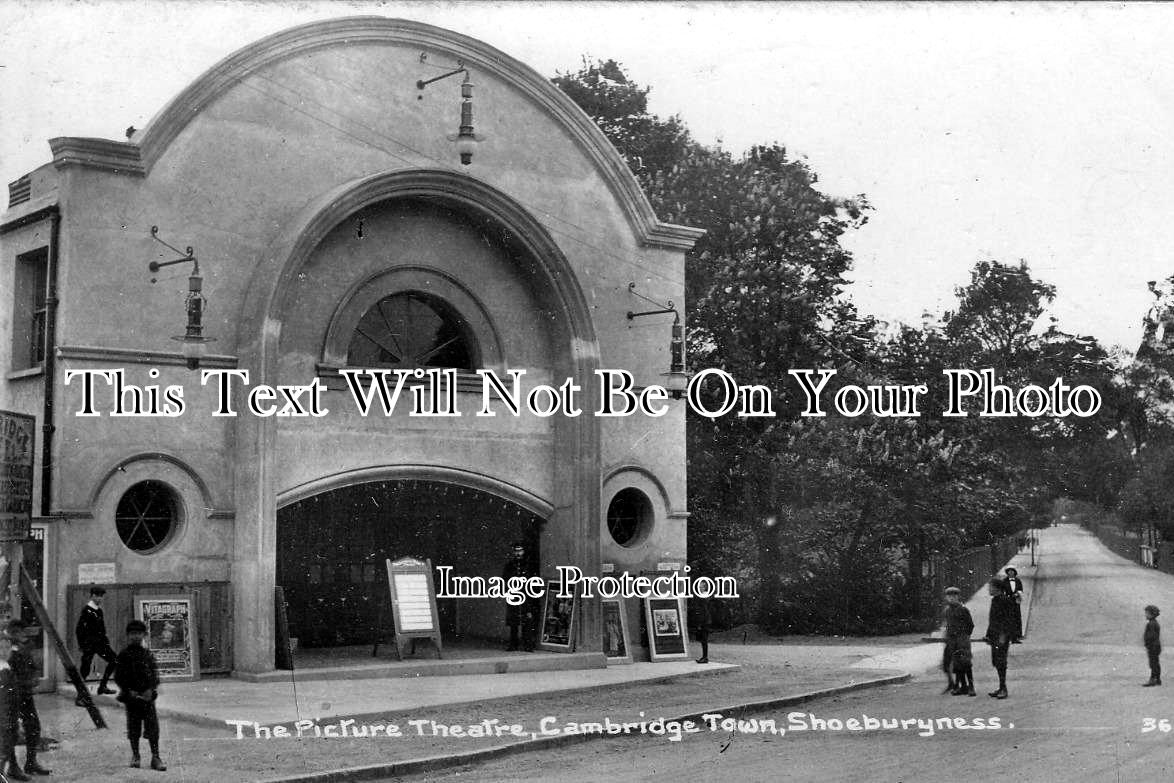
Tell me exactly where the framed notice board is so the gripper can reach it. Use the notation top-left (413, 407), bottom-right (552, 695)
top-left (601, 597), bottom-right (633, 664)
top-left (135, 594), bottom-right (199, 681)
top-left (385, 557), bottom-right (442, 659)
top-left (644, 595), bottom-right (689, 661)
top-left (539, 581), bottom-right (578, 652)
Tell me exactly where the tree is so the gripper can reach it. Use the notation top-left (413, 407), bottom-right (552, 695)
top-left (555, 60), bottom-right (872, 622)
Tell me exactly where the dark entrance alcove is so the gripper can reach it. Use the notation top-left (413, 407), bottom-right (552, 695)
top-left (277, 479), bottom-right (542, 648)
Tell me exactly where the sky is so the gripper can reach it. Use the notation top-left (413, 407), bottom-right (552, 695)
top-left (1, 0), bottom-right (1170, 351)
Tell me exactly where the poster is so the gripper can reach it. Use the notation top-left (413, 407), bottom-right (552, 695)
top-left (1, 3), bottom-right (1171, 781)
top-left (538, 581), bottom-right (577, 652)
top-left (0, 410), bottom-right (35, 542)
top-left (601, 597), bottom-right (632, 663)
top-left (135, 595), bottom-right (199, 681)
top-left (644, 597), bottom-right (689, 661)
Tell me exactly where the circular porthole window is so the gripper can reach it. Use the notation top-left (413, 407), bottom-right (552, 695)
top-left (115, 481), bottom-right (179, 553)
top-left (606, 488), bottom-right (653, 547)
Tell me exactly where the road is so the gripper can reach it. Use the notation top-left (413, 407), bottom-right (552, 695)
top-left (396, 525), bottom-right (1174, 782)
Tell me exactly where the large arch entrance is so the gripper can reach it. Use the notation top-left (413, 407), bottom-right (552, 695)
top-left (277, 479), bottom-right (544, 648)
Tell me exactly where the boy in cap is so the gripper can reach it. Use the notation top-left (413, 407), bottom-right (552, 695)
top-left (74, 587), bottom-right (117, 701)
top-left (114, 620), bottom-right (165, 771)
top-left (942, 587), bottom-right (975, 696)
top-left (1144, 605), bottom-right (1161, 686)
top-left (5, 620), bottom-right (49, 776)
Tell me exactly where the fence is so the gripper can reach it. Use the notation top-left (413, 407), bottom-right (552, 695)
top-left (1083, 520), bottom-right (1174, 574)
top-left (66, 581), bottom-right (233, 674)
top-left (916, 533), bottom-right (1024, 623)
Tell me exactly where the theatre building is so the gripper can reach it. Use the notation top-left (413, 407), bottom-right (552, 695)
top-left (0, 18), bottom-right (700, 680)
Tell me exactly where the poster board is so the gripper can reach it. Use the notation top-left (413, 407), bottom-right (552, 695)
top-left (0, 410), bottom-right (35, 542)
top-left (644, 596), bottom-right (690, 661)
top-left (385, 557), bottom-right (442, 659)
top-left (538, 581), bottom-right (578, 652)
top-left (135, 594), bottom-right (199, 681)
top-left (601, 597), bottom-right (633, 664)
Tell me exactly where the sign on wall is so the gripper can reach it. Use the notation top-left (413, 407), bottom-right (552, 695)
top-left (0, 410), bottom-right (35, 542)
top-left (78, 562), bottom-right (116, 583)
top-left (135, 594), bottom-right (200, 681)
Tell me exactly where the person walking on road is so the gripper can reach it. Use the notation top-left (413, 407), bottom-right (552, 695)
top-left (942, 587), bottom-right (975, 696)
top-left (75, 587), bottom-right (117, 703)
top-left (1143, 604), bottom-right (1161, 687)
top-left (984, 578), bottom-right (1017, 699)
top-left (1004, 567), bottom-right (1025, 642)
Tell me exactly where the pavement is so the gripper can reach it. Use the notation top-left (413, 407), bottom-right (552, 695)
top-left (29, 544), bottom-right (1035, 782)
top-left (441, 524), bottom-right (1174, 783)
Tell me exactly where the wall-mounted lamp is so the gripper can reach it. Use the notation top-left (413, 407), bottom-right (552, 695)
top-left (417, 57), bottom-right (483, 165)
top-left (148, 226), bottom-right (214, 370)
top-left (626, 282), bottom-right (690, 399)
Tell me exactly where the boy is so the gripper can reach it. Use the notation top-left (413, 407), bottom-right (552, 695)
top-left (6, 620), bottom-right (49, 776)
top-left (1144, 605), bottom-right (1161, 686)
top-left (942, 587), bottom-right (975, 696)
top-left (984, 577), bottom-right (1017, 699)
top-left (0, 633), bottom-right (24, 782)
top-left (75, 587), bottom-right (116, 702)
top-left (113, 620), bottom-right (166, 771)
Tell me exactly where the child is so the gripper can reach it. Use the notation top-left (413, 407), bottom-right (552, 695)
top-left (0, 633), bottom-right (23, 782)
top-left (942, 587), bottom-right (975, 696)
top-left (114, 620), bottom-right (166, 771)
top-left (1144, 605), bottom-right (1161, 687)
top-left (7, 620), bottom-right (49, 776)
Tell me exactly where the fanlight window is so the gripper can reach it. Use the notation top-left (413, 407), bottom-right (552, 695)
top-left (347, 292), bottom-right (476, 370)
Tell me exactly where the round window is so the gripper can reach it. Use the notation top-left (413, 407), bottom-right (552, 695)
top-left (606, 488), bottom-right (653, 547)
top-left (115, 481), bottom-right (179, 553)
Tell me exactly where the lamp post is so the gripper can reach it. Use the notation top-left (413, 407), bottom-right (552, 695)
top-left (149, 226), bottom-right (214, 369)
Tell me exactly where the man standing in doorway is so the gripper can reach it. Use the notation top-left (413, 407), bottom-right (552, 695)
top-left (503, 543), bottom-right (536, 652)
top-left (75, 587), bottom-right (116, 704)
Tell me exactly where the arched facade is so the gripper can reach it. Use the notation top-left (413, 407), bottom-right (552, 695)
top-left (0, 17), bottom-right (701, 678)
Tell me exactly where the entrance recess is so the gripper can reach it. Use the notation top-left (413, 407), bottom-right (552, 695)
top-left (277, 479), bottom-right (542, 648)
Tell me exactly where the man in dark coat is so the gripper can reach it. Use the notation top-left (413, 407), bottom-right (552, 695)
top-left (6, 620), bottom-right (49, 776)
top-left (503, 543), bottom-right (536, 652)
top-left (0, 634), bottom-right (23, 782)
top-left (114, 620), bottom-right (165, 771)
top-left (1004, 567), bottom-right (1025, 642)
top-left (690, 594), bottom-right (712, 664)
top-left (75, 587), bottom-right (116, 701)
top-left (1143, 604), bottom-right (1161, 686)
top-left (984, 577), bottom-right (1018, 699)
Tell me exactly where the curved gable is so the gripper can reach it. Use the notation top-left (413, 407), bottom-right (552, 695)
top-left (49, 16), bottom-right (702, 251)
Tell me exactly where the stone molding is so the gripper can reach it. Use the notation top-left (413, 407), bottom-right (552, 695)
top-left (46, 17), bottom-right (702, 251)
top-left (276, 464), bottom-right (555, 518)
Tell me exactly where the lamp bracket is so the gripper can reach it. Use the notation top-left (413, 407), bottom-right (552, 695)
top-left (416, 57), bottom-right (467, 92)
top-left (626, 281), bottom-right (677, 321)
top-left (148, 226), bottom-right (199, 281)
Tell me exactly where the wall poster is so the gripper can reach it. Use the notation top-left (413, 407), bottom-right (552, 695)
top-left (135, 594), bottom-right (199, 681)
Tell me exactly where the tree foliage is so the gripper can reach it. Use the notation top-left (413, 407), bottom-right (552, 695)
top-left (554, 59), bottom-right (1148, 635)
